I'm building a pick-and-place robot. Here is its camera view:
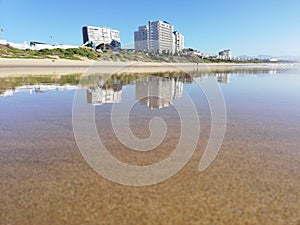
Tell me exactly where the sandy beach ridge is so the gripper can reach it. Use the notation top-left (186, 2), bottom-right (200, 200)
top-left (0, 58), bottom-right (296, 77)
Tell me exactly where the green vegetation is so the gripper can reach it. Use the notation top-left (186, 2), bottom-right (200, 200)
top-left (0, 45), bottom-right (98, 60)
top-left (0, 44), bottom-right (275, 63)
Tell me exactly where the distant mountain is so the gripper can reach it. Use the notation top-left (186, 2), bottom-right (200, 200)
top-left (275, 55), bottom-right (300, 61)
top-left (257, 55), bottom-right (272, 59)
top-left (238, 55), bottom-right (273, 59)
top-left (237, 55), bottom-right (256, 59)
top-left (238, 54), bottom-right (300, 62)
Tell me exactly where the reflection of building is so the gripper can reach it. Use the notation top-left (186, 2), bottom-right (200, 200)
top-left (0, 89), bottom-right (13, 97)
top-left (0, 84), bottom-right (79, 97)
top-left (216, 73), bottom-right (231, 83)
top-left (136, 77), bottom-right (183, 109)
top-left (82, 26), bottom-right (121, 48)
top-left (86, 84), bottom-right (122, 105)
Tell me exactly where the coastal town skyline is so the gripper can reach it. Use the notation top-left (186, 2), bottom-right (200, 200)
top-left (1, 2), bottom-right (300, 224)
top-left (0, 0), bottom-right (300, 58)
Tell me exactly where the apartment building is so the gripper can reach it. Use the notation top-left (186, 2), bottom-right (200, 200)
top-left (134, 25), bottom-right (149, 51)
top-left (219, 49), bottom-right (232, 60)
top-left (173, 31), bottom-right (184, 54)
top-left (134, 21), bottom-right (183, 54)
top-left (82, 26), bottom-right (121, 48)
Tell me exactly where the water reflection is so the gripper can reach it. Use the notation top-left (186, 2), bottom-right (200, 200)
top-left (0, 68), bottom-right (285, 107)
top-left (0, 84), bottom-right (79, 97)
top-left (136, 77), bottom-right (184, 109)
top-left (86, 82), bottom-right (122, 105)
top-left (0, 74), bottom-right (81, 97)
top-left (217, 73), bottom-right (231, 83)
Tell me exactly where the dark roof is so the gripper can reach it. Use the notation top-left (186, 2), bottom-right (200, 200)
top-left (30, 41), bottom-right (47, 45)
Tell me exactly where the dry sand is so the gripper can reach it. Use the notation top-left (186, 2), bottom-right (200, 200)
top-left (0, 58), bottom-right (288, 76)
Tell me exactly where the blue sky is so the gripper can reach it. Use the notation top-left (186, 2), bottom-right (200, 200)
top-left (0, 0), bottom-right (300, 56)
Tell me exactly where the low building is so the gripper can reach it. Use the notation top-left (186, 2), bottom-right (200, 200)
top-left (6, 41), bottom-right (31, 50)
top-left (0, 39), bottom-right (7, 45)
top-left (30, 42), bottom-right (78, 50)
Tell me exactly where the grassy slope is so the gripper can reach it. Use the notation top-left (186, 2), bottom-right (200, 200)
top-left (0, 44), bottom-right (272, 64)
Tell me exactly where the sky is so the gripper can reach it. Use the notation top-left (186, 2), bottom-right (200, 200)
top-left (0, 0), bottom-right (300, 57)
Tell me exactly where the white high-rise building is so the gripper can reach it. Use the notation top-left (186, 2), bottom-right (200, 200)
top-left (82, 26), bottom-right (121, 48)
top-left (173, 31), bottom-right (184, 54)
top-left (149, 21), bottom-right (173, 54)
top-left (134, 21), bottom-right (183, 54)
top-left (219, 49), bottom-right (232, 60)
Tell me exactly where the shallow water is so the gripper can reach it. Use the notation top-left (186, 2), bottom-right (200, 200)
top-left (0, 68), bottom-right (299, 224)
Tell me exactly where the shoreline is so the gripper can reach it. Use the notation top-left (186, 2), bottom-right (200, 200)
top-left (0, 58), bottom-right (298, 77)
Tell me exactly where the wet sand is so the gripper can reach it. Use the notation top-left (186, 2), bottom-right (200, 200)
top-left (0, 87), bottom-right (299, 225)
top-left (0, 58), bottom-right (291, 76)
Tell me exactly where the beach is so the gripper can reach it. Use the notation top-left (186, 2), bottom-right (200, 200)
top-left (0, 58), bottom-right (292, 76)
top-left (1, 0), bottom-right (300, 223)
top-left (1, 74), bottom-right (300, 224)
top-left (0, 60), bottom-right (299, 225)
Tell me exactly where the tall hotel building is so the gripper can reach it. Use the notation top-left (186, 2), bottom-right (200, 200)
top-left (82, 26), bottom-right (121, 48)
top-left (134, 21), bottom-right (184, 54)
